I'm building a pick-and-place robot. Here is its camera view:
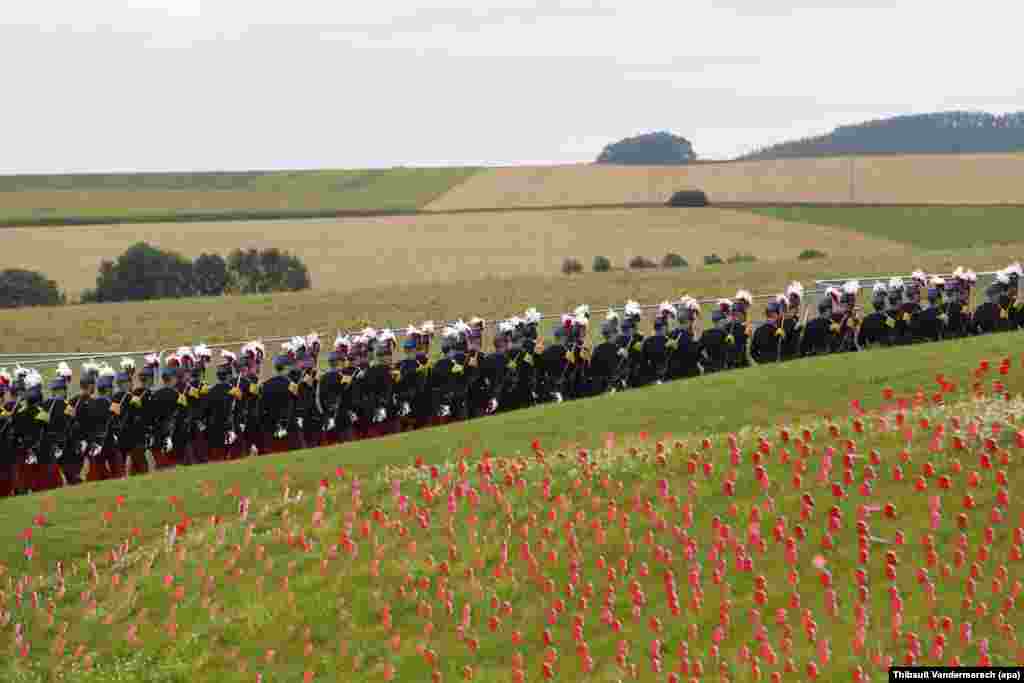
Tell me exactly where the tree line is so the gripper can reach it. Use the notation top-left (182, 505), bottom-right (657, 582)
top-left (1, 243), bottom-right (312, 309)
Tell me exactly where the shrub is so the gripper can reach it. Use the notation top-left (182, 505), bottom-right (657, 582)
top-left (727, 253), bottom-right (757, 264)
top-left (592, 255), bottom-right (612, 273)
top-left (193, 253), bottom-right (230, 296)
top-left (703, 253), bottom-right (724, 266)
top-left (667, 190), bottom-right (709, 207)
top-left (798, 248), bottom-right (828, 260)
top-left (87, 242), bottom-right (196, 303)
top-left (0, 268), bottom-right (65, 308)
top-left (561, 257), bottom-right (583, 275)
top-left (661, 253), bottom-right (688, 269)
top-left (628, 255), bottom-right (658, 270)
top-left (227, 247), bottom-right (312, 293)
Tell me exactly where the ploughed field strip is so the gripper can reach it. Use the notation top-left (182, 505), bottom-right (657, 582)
top-left (3, 263), bottom-right (1022, 504)
top-left (425, 153), bottom-right (1024, 210)
top-left (1, 206), bottom-right (906, 296)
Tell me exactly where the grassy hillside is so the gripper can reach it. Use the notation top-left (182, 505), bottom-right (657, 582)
top-left (1, 206), bottom-right (907, 297)
top-left (749, 206), bottom-right (1024, 249)
top-left (1, 329), bottom-right (1022, 681)
top-left (0, 167), bottom-right (479, 227)
top-left (426, 154), bottom-right (1024, 209)
top-left (0, 244), bottom-right (1009, 359)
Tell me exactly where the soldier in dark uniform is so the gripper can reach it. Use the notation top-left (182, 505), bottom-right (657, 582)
top-left (828, 281), bottom-right (861, 353)
top-left (619, 301), bottom-right (646, 387)
top-left (205, 351), bottom-right (238, 462)
top-left (7, 369), bottom-right (49, 493)
top-left (637, 303), bottom-right (675, 385)
top-left (503, 316), bottom-right (537, 411)
top-left (751, 295), bottom-right (788, 364)
top-left (187, 345), bottom-right (214, 465)
top-left (236, 342), bottom-right (265, 457)
top-left (361, 330), bottom-right (398, 438)
top-left (123, 354), bottom-right (158, 474)
top-left (800, 294), bottom-right (834, 357)
top-left (781, 282), bottom-right (805, 361)
top-left (170, 349), bottom-right (197, 466)
top-left (147, 358), bottom-right (186, 469)
top-left (588, 310), bottom-right (623, 394)
top-left (80, 364), bottom-right (116, 482)
top-left (538, 316), bottom-right (572, 403)
top-left (391, 328), bottom-right (423, 431)
top-left (4, 367), bottom-right (31, 493)
top-left (35, 365), bottom-right (73, 491)
top-left (464, 318), bottom-right (494, 418)
top-left (699, 299), bottom-right (733, 373)
top-left (411, 323), bottom-right (437, 428)
top-left (901, 272), bottom-right (927, 343)
top-left (261, 345), bottom-right (297, 454)
top-left (884, 278), bottom-right (911, 346)
top-left (1006, 262), bottom-right (1023, 329)
top-left (300, 333), bottom-right (324, 447)
top-left (65, 363), bottom-right (109, 484)
top-left (480, 321), bottom-right (511, 412)
top-left (428, 327), bottom-right (461, 426)
top-left (104, 359), bottom-right (137, 480)
top-left (725, 291), bottom-right (753, 369)
top-left (0, 370), bottom-right (14, 496)
top-left (973, 273), bottom-right (1013, 334)
top-left (913, 277), bottom-right (949, 343)
top-left (945, 268), bottom-right (976, 338)
top-left (564, 306), bottom-right (593, 399)
top-left (666, 297), bottom-right (703, 379)
top-left (857, 283), bottom-right (893, 349)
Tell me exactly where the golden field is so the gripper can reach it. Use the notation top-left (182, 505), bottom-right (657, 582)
top-left (425, 152), bottom-right (1024, 209)
top-left (1, 244), bottom-right (1014, 360)
top-left (1, 207), bottom-right (907, 295)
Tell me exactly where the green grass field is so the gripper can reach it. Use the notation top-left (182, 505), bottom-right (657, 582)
top-left (2, 329), bottom-right (1022, 682)
top-left (0, 168), bottom-right (479, 227)
top-left (750, 206), bottom-right (1024, 249)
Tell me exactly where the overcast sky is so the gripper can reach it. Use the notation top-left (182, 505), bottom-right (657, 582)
top-left (3, 0), bottom-right (1022, 174)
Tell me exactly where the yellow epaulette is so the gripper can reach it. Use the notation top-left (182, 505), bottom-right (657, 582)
top-left (774, 327), bottom-right (785, 338)
top-left (725, 335), bottom-right (735, 345)
top-left (391, 369), bottom-right (402, 382)
top-left (188, 387), bottom-right (200, 400)
top-left (564, 351), bottom-right (575, 364)
top-left (523, 353), bottom-right (533, 366)
top-left (999, 308), bottom-right (1009, 320)
top-left (199, 384), bottom-right (210, 396)
top-left (340, 374), bottom-right (353, 385)
top-left (452, 363), bottom-right (465, 375)
top-left (902, 312), bottom-right (912, 323)
top-left (288, 382), bottom-right (299, 396)
top-left (631, 341), bottom-right (643, 353)
top-left (885, 317), bottom-right (896, 329)
top-left (229, 387), bottom-right (242, 400)
top-left (249, 383), bottom-right (260, 396)
top-left (34, 409), bottom-right (50, 424)
top-left (176, 392), bottom-right (188, 408)
top-left (666, 339), bottom-right (679, 350)
top-left (829, 322), bottom-right (841, 333)
top-left (63, 404), bottom-right (74, 417)
top-left (130, 395), bottom-right (143, 407)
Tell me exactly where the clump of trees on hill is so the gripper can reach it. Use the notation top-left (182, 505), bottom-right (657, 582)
top-left (740, 111), bottom-right (1024, 160)
top-left (0, 269), bottom-right (65, 308)
top-left (596, 131), bottom-right (697, 165)
top-left (81, 242), bottom-right (311, 304)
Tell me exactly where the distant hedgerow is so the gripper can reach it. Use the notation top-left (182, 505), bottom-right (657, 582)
top-left (661, 253), bottom-right (689, 269)
top-left (726, 253), bottom-right (757, 264)
top-left (798, 248), bottom-right (828, 260)
top-left (592, 255), bottom-right (612, 273)
top-left (703, 253), bottom-right (724, 266)
top-left (561, 257), bottom-right (584, 275)
top-left (628, 255), bottom-right (658, 270)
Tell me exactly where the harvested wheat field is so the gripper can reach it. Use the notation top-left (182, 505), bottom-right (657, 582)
top-left (1, 244), bottom-right (1012, 360)
top-left (426, 152), bottom-right (1024, 209)
top-left (2, 207), bottom-right (906, 296)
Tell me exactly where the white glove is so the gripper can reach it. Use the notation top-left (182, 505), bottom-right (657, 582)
top-left (399, 402), bottom-right (411, 417)
top-left (88, 443), bottom-right (103, 459)
top-left (26, 453), bottom-right (38, 465)
top-left (53, 447), bottom-right (64, 461)
top-left (163, 437), bottom-right (173, 452)
top-left (238, 422), bottom-right (246, 433)
top-left (226, 431), bottom-right (237, 445)
top-left (553, 392), bottom-right (564, 404)
top-left (373, 408), bottom-right (387, 423)
top-left (250, 444), bottom-right (259, 456)
top-left (79, 440), bottom-right (88, 454)
top-left (618, 348), bottom-right (628, 358)
top-left (196, 421), bottom-right (206, 433)
top-left (486, 398), bottom-right (498, 414)
top-left (274, 427), bottom-right (287, 439)
top-left (326, 417), bottom-right (336, 431)
top-left (439, 405), bottom-right (452, 417)
top-left (347, 411), bottom-right (358, 424)
top-left (296, 417), bottom-right (304, 429)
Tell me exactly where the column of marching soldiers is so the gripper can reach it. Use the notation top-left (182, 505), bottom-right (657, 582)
top-left (1, 263), bottom-right (1022, 497)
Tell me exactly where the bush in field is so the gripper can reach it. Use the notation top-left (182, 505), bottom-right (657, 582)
top-left (628, 255), bottom-right (658, 270)
top-left (227, 247), bottom-right (312, 293)
top-left (84, 242), bottom-right (195, 303)
top-left (0, 268), bottom-right (64, 308)
top-left (661, 253), bottom-right (689, 269)
top-left (667, 189), bottom-right (709, 207)
top-left (561, 257), bottom-right (583, 275)
top-left (703, 253), bottom-right (724, 266)
top-left (798, 248), bottom-right (828, 260)
top-left (192, 253), bottom-right (230, 296)
top-left (592, 255), bottom-right (612, 273)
